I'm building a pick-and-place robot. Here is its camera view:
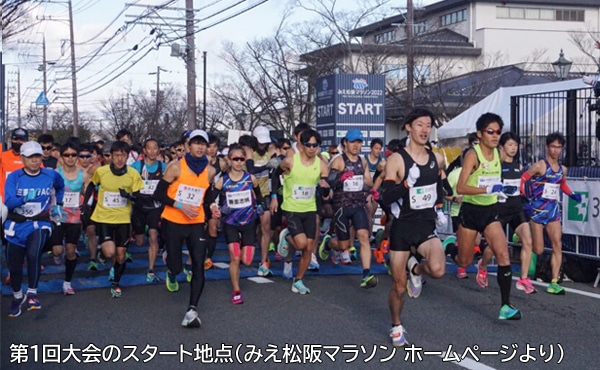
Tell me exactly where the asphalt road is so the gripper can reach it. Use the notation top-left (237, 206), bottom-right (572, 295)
top-left (2, 265), bottom-right (599, 370)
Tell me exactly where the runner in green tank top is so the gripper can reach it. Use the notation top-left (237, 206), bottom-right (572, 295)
top-left (270, 129), bottom-right (330, 295)
top-left (456, 113), bottom-right (521, 320)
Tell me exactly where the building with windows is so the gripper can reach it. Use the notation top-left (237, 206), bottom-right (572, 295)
top-left (299, 0), bottom-right (599, 136)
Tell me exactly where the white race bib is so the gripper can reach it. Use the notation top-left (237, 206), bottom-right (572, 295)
top-left (343, 175), bottom-right (364, 192)
top-left (542, 183), bottom-right (560, 200)
top-left (103, 191), bottom-right (127, 208)
top-left (226, 190), bottom-right (252, 209)
top-left (409, 183), bottom-right (436, 210)
top-left (478, 176), bottom-right (501, 188)
top-left (14, 203), bottom-right (42, 217)
top-left (174, 184), bottom-right (204, 206)
top-left (292, 185), bottom-right (316, 200)
top-left (140, 180), bottom-right (159, 195)
top-left (63, 192), bottom-right (80, 208)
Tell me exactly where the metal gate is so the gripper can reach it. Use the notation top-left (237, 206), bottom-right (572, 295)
top-left (510, 86), bottom-right (598, 168)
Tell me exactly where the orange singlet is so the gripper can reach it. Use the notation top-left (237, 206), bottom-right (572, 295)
top-left (161, 157), bottom-right (209, 224)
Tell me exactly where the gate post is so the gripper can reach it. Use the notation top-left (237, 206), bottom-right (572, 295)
top-left (566, 89), bottom-right (577, 167)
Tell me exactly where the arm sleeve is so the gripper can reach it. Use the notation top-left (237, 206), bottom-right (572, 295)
top-left (327, 169), bottom-right (340, 190)
top-left (82, 182), bottom-right (97, 208)
top-left (253, 185), bottom-right (265, 206)
top-left (560, 177), bottom-right (573, 196)
top-left (202, 185), bottom-right (219, 215)
top-left (246, 159), bottom-right (268, 175)
top-left (380, 180), bottom-right (409, 207)
top-left (53, 172), bottom-right (65, 205)
top-left (520, 172), bottom-right (532, 197)
top-left (153, 179), bottom-right (176, 208)
top-left (271, 166), bottom-right (283, 197)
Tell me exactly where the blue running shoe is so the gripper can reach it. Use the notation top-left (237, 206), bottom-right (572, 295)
top-left (277, 229), bottom-right (290, 258)
top-left (108, 267), bottom-right (114, 282)
top-left (26, 293), bottom-right (41, 311)
top-left (8, 295), bottom-right (27, 317)
top-left (499, 304), bottom-right (522, 320)
top-left (291, 278), bottom-right (311, 294)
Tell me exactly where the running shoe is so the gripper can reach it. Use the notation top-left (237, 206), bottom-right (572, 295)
top-left (53, 254), bottom-right (64, 265)
top-left (406, 256), bottom-right (422, 298)
top-left (162, 250), bottom-right (168, 265)
top-left (318, 234), bottom-right (332, 260)
top-left (269, 241), bottom-right (276, 253)
top-left (97, 251), bottom-right (107, 265)
top-left (456, 267), bottom-right (468, 279)
top-left (277, 229), bottom-right (290, 258)
top-left (62, 284), bottom-right (75, 296)
top-left (476, 259), bottom-right (488, 288)
top-left (257, 262), bottom-right (273, 277)
top-left (498, 304), bottom-right (522, 320)
top-left (374, 248), bottom-right (385, 264)
top-left (26, 293), bottom-right (41, 310)
top-left (331, 250), bottom-right (341, 265)
top-left (8, 295), bottom-right (27, 318)
top-left (108, 267), bottom-right (114, 282)
top-left (184, 266), bottom-right (193, 283)
top-left (360, 274), bottom-right (378, 289)
top-left (87, 260), bottom-right (98, 271)
top-left (110, 285), bottom-right (122, 298)
top-left (231, 290), bottom-right (244, 305)
top-left (547, 281), bottom-right (565, 295)
top-left (204, 258), bottom-right (213, 270)
top-left (390, 324), bottom-right (408, 347)
top-left (291, 278), bottom-right (311, 294)
top-left (380, 240), bottom-right (389, 254)
top-left (182, 308), bottom-right (201, 328)
top-left (125, 251), bottom-right (133, 263)
top-left (166, 272), bottom-right (179, 292)
top-left (308, 253), bottom-right (320, 271)
top-left (282, 262), bottom-right (293, 279)
top-left (340, 250), bottom-right (352, 265)
top-left (146, 271), bottom-right (160, 283)
top-left (516, 277), bottom-right (537, 294)
top-left (349, 246), bottom-right (358, 261)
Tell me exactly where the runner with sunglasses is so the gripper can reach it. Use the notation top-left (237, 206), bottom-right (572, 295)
top-left (456, 112), bottom-right (521, 320)
top-left (49, 142), bottom-right (85, 295)
top-left (213, 144), bottom-right (264, 304)
top-left (270, 129), bottom-right (330, 294)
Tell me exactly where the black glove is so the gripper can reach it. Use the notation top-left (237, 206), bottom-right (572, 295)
top-left (119, 189), bottom-right (136, 202)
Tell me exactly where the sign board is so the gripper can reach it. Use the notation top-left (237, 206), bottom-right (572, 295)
top-left (315, 74), bottom-right (386, 151)
top-left (36, 92), bottom-right (50, 106)
top-left (562, 179), bottom-right (600, 238)
top-left (227, 129), bottom-right (251, 145)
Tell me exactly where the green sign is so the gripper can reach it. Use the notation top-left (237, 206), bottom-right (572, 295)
top-left (566, 191), bottom-right (588, 222)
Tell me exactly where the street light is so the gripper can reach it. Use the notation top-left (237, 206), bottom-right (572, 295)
top-left (552, 49), bottom-right (572, 80)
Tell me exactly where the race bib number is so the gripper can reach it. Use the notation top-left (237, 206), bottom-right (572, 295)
top-left (343, 175), bottom-right (364, 192)
top-left (542, 183), bottom-right (560, 200)
top-left (503, 179), bottom-right (520, 197)
top-left (409, 183), bottom-right (436, 210)
top-left (174, 185), bottom-right (204, 206)
top-left (14, 203), bottom-right (42, 217)
top-left (103, 192), bottom-right (127, 208)
top-left (63, 192), bottom-right (80, 208)
top-left (478, 176), bottom-right (501, 188)
top-left (140, 180), bottom-right (159, 195)
top-left (226, 190), bottom-right (252, 209)
top-left (292, 185), bottom-right (316, 200)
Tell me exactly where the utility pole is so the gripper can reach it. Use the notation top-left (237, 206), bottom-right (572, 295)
top-left (41, 34), bottom-right (48, 133)
top-left (406, 0), bottom-right (414, 111)
top-left (149, 66), bottom-right (166, 138)
top-left (185, 0), bottom-right (196, 130)
top-left (68, 0), bottom-right (80, 136)
top-left (203, 51), bottom-right (207, 130)
top-left (16, 69), bottom-right (22, 128)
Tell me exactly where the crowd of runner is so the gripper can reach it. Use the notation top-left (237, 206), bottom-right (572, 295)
top-left (1, 109), bottom-right (580, 345)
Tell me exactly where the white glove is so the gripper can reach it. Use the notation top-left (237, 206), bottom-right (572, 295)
top-left (406, 163), bottom-right (420, 188)
top-left (435, 208), bottom-right (448, 230)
